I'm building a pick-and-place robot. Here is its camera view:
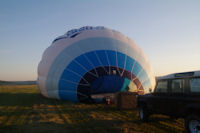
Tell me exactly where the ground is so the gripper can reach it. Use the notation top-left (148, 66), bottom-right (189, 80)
top-left (0, 85), bottom-right (185, 133)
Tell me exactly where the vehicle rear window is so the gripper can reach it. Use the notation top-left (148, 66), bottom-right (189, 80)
top-left (190, 78), bottom-right (200, 92)
top-left (171, 79), bottom-right (185, 93)
top-left (155, 80), bottom-right (168, 92)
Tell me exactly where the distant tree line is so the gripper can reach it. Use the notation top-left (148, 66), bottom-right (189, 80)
top-left (0, 80), bottom-right (36, 85)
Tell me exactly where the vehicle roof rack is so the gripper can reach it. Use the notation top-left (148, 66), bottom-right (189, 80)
top-left (157, 70), bottom-right (200, 80)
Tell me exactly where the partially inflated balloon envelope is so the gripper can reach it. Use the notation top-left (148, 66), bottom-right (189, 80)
top-left (37, 26), bottom-right (155, 102)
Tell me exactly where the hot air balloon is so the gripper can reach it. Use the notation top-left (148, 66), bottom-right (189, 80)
top-left (37, 26), bottom-right (155, 102)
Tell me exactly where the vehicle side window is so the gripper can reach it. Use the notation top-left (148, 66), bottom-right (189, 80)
top-left (171, 79), bottom-right (185, 93)
top-left (155, 80), bottom-right (168, 93)
top-left (190, 78), bottom-right (200, 92)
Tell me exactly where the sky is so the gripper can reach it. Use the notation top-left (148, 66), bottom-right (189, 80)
top-left (0, 0), bottom-right (200, 81)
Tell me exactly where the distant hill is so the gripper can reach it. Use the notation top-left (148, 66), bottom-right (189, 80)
top-left (0, 80), bottom-right (36, 85)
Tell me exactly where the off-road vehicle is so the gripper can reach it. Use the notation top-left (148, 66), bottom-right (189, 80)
top-left (137, 71), bottom-right (200, 133)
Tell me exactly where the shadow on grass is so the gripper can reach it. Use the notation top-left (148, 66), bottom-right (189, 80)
top-left (0, 120), bottom-right (122, 133)
top-left (0, 118), bottom-right (184, 133)
top-left (0, 93), bottom-right (43, 106)
top-left (0, 92), bottom-right (184, 133)
top-left (0, 92), bottom-right (74, 107)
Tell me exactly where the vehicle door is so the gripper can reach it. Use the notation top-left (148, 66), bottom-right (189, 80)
top-left (188, 77), bottom-right (200, 111)
top-left (148, 80), bottom-right (170, 114)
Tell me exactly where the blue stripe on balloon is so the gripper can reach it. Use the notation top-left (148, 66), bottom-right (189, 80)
top-left (106, 50), bottom-right (116, 66)
top-left (59, 80), bottom-right (79, 101)
top-left (85, 52), bottom-right (102, 67)
top-left (59, 80), bottom-right (77, 91)
top-left (74, 55), bottom-right (94, 71)
top-left (59, 90), bottom-right (78, 102)
top-left (60, 69), bottom-right (81, 83)
top-left (125, 56), bottom-right (135, 71)
top-left (96, 51), bottom-right (109, 66)
top-left (132, 62), bottom-right (142, 76)
top-left (117, 52), bottom-right (125, 69)
top-left (66, 60), bottom-right (87, 76)
top-left (58, 50), bottom-right (149, 101)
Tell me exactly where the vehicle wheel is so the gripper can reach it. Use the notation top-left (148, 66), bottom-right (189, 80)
top-left (139, 106), bottom-right (149, 122)
top-left (185, 114), bottom-right (200, 133)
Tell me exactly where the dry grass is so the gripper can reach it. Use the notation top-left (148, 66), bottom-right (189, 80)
top-left (0, 85), bottom-right (185, 133)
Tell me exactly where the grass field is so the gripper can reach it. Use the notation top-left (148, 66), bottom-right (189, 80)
top-left (0, 85), bottom-right (185, 133)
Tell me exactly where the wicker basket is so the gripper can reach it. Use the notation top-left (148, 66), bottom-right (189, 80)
top-left (115, 92), bottom-right (138, 110)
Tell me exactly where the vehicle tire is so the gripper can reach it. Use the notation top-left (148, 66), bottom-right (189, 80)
top-left (185, 114), bottom-right (200, 133)
top-left (139, 105), bottom-right (149, 122)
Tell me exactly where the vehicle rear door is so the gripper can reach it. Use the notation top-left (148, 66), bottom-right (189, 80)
top-left (168, 78), bottom-right (187, 116)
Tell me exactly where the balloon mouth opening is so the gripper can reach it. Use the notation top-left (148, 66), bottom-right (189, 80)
top-left (90, 75), bottom-right (137, 94)
top-left (77, 66), bottom-right (144, 103)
